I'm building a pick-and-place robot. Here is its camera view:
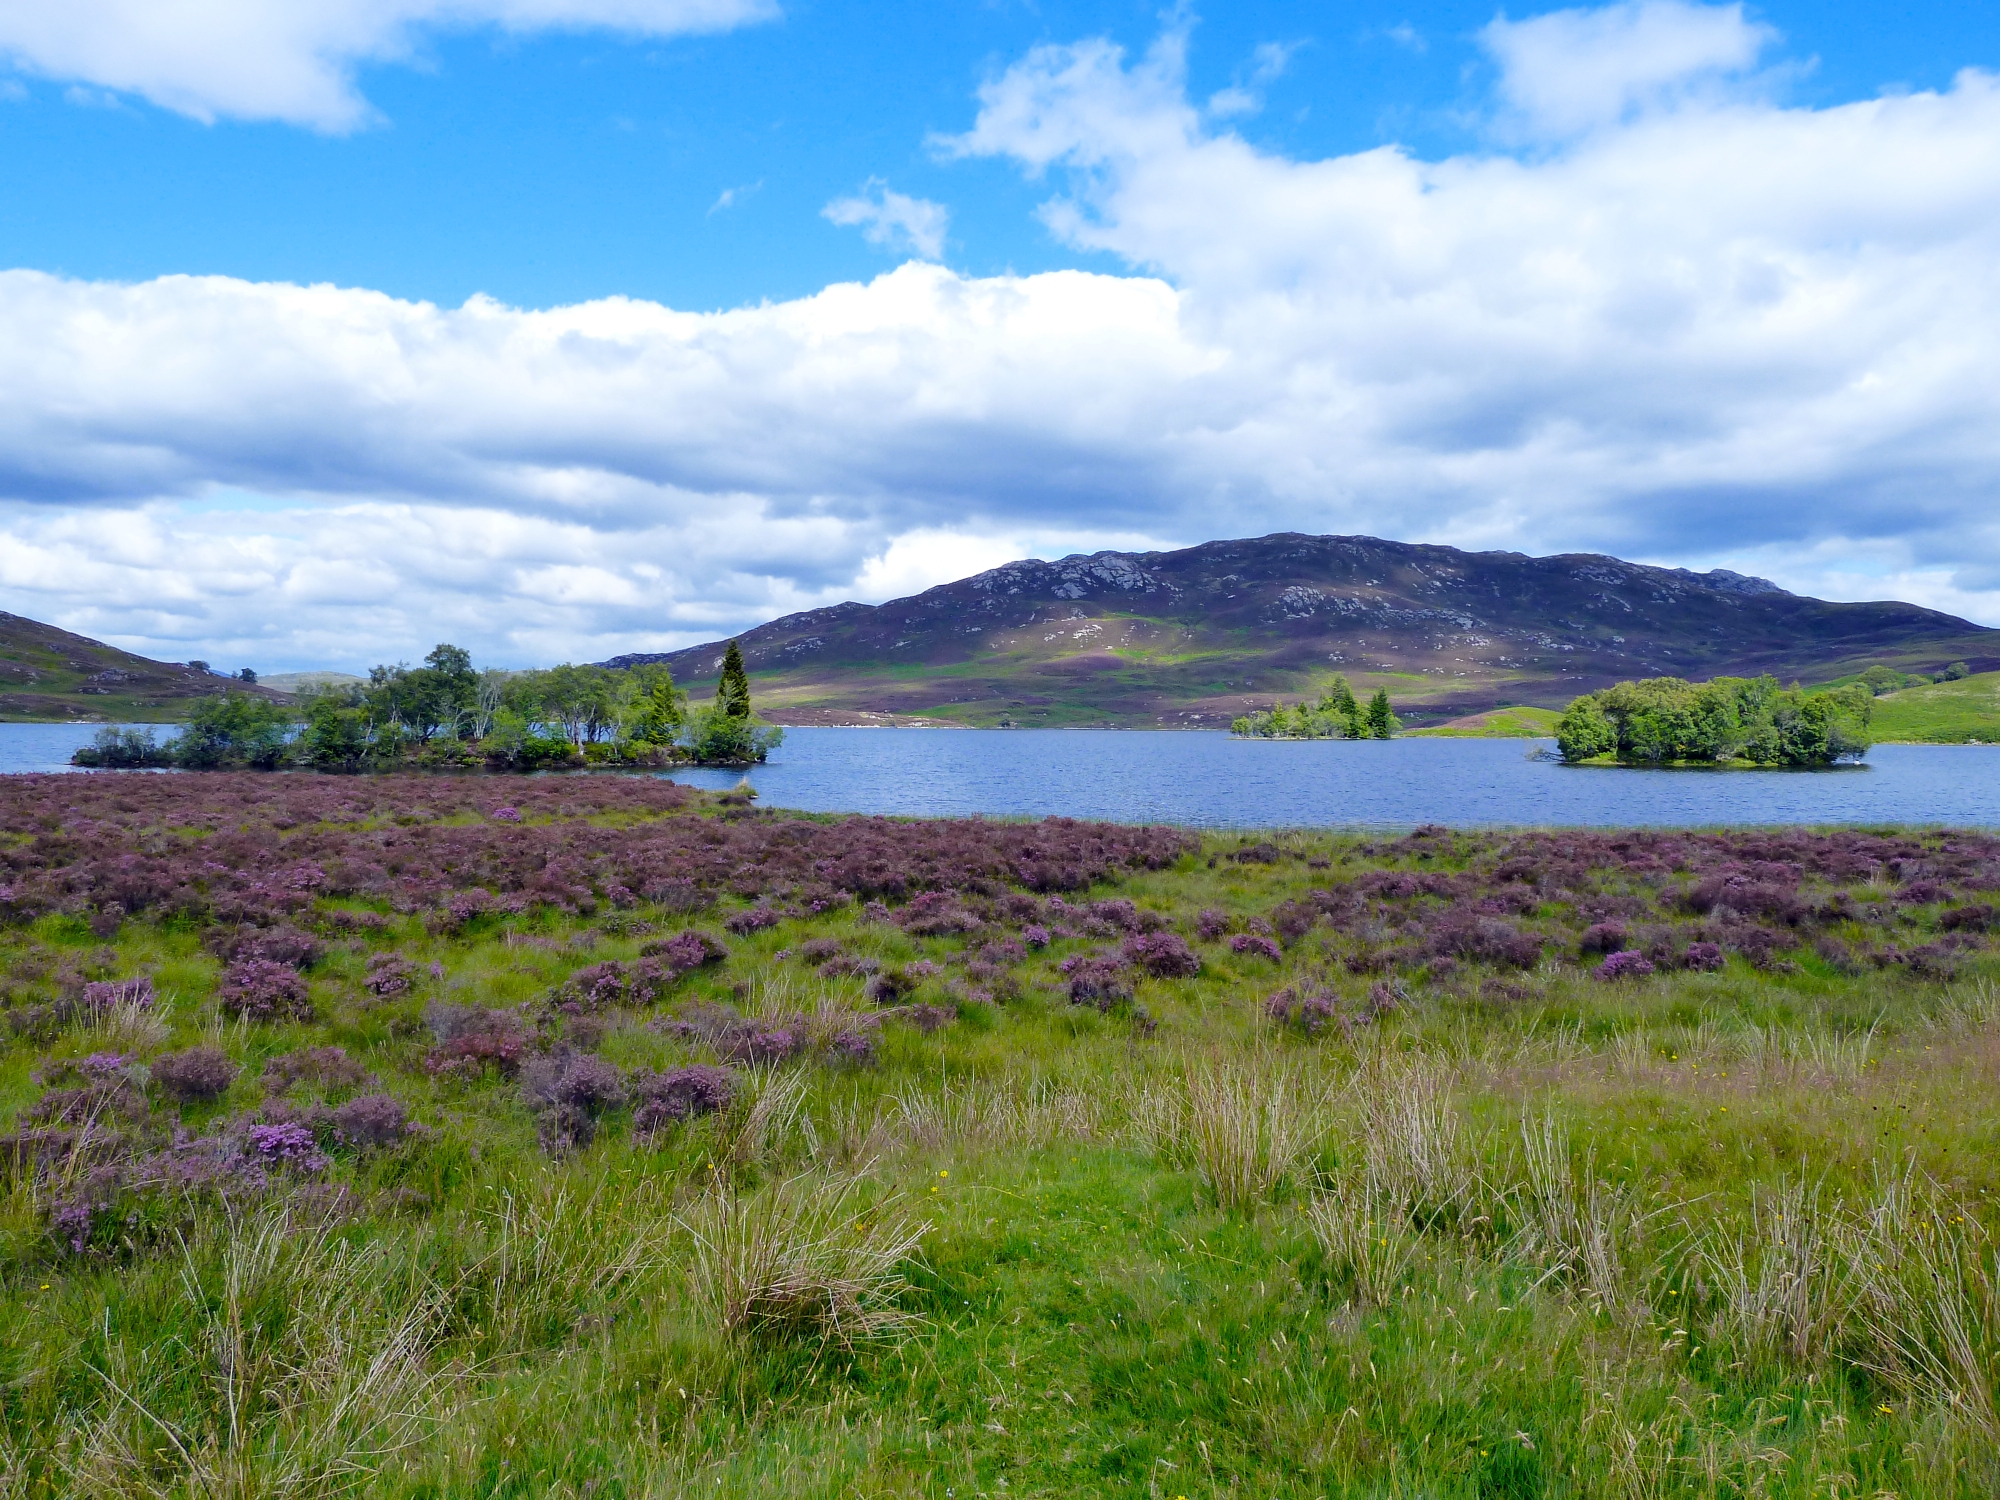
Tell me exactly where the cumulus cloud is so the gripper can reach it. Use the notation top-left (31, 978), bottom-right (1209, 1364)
top-left (823, 179), bottom-right (951, 260)
top-left (1482, 0), bottom-right (1778, 139)
top-left (4, 2), bottom-right (2000, 666)
top-left (0, 0), bottom-right (776, 130)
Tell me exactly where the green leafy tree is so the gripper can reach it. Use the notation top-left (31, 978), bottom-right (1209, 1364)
top-left (1941, 661), bottom-right (1971, 682)
top-left (174, 693), bottom-right (295, 769)
top-left (683, 706), bottom-right (783, 765)
top-left (623, 664), bottom-right (686, 745)
top-left (1365, 689), bottom-right (1399, 739)
top-left (1231, 675), bottom-right (1368, 739)
top-left (1554, 697), bottom-right (1616, 761)
top-left (716, 641), bottom-right (752, 720)
top-left (1555, 674), bottom-right (1871, 766)
top-left (294, 690), bottom-right (369, 771)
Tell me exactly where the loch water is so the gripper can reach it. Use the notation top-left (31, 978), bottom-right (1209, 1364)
top-left (5, 723), bottom-right (1994, 829)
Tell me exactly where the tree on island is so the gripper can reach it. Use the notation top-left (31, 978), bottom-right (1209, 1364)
top-left (716, 640), bottom-right (752, 719)
top-left (1365, 688), bottom-right (1399, 739)
top-left (1554, 674), bottom-right (1872, 766)
top-left (86, 638), bottom-right (783, 774)
top-left (1231, 675), bottom-right (1393, 740)
top-left (686, 640), bottom-right (783, 766)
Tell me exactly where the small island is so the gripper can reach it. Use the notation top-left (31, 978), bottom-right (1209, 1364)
top-left (73, 641), bottom-right (783, 773)
top-left (1554, 673), bottom-right (1873, 766)
top-left (1232, 676), bottom-right (1400, 739)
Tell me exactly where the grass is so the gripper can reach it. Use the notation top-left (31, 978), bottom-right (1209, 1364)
top-left (2, 790), bottom-right (1999, 1495)
top-left (1410, 705), bottom-right (1565, 738)
top-left (1870, 671), bottom-right (2000, 743)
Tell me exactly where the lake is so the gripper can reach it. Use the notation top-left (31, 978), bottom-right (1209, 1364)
top-left (7, 722), bottom-right (1993, 828)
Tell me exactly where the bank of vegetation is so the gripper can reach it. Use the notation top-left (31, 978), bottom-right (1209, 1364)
top-left (1556, 674), bottom-right (1873, 766)
top-left (0, 775), bottom-right (1996, 1494)
top-left (1232, 676), bottom-right (1401, 739)
top-left (72, 641), bottom-right (782, 772)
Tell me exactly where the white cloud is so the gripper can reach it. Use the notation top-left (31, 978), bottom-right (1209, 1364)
top-left (708, 179), bottom-right (763, 215)
top-left (823, 179), bottom-right (950, 260)
top-left (5, 3), bottom-right (2000, 669)
top-left (1207, 38), bottom-right (1301, 118)
top-left (1482, 1), bottom-right (1777, 139)
top-left (0, 0), bottom-right (776, 131)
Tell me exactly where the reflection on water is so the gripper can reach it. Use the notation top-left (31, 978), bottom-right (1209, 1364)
top-left (6, 723), bottom-right (1996, 829)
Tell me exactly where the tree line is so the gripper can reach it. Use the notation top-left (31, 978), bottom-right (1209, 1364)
top-left (1231, 676), bottom-right (1401, 739)
top-left (75, 642), bottom-right (782, 773)
top-left (1554, 674), bottom-right (1872, 766)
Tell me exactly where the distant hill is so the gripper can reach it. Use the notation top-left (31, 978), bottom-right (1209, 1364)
top-left (0, 612), bottom-right (292, 721)
top-left (604, 534), bottom-right (2000, 728)
top-left (259, 671), bottom-right (366, 694)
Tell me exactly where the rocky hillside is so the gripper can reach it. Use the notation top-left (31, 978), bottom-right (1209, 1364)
top-left (607, 534), bottom-right (2000, 728)
top-left (0, 612), bottom-right (291, 721)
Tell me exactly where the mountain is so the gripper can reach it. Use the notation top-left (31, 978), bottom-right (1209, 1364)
top-left (603, 535), bottom-right (2000, 730)
top-left (0, 612), bottom-right (291, 721)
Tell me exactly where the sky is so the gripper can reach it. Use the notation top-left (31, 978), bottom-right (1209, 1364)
top-left (2, 0), bottom-right (1998, 672)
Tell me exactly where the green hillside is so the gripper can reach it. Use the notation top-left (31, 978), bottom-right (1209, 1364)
top-left (0, 610), bottom-right (291, 722)
top-left (1870, 670), bottom-right (2000, 743)
top-left (1407, 705), bottom-right (1563, 738)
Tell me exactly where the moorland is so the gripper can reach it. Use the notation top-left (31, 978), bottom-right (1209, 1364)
top-left (1, 774), bottom-right (1997, 1496)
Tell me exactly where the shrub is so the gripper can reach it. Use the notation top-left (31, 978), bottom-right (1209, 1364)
top-left (643, 930), bottom-right (729, 971)
top-left (725, 904), bottom-right (783, 935)
top-left (1060, 954), bottom-right (1132, 1010)
top-left (720, 1021), bottom-right (808, 1066)
top-left (218, 958), bottom-right (314, 1022)
top-left (1264, 986), bottom-right (1341, 1036)
top-left (1022, 924), bottom-right (1052, 949)
top-left (1684, 941), bottom-right (1725, 971)
top-left (364, 953), bottom-right (415, 996)
top-left (1124, 931), bottom-right (1201, 978)
top-left (633, 1065), bottom-right (736, 1133)
top-left (152, 1045), bottom-right (239, 1104)
top-left (264, 1046), bottom-right (368, 1093)
top-left (78, 975), bottom-right (156, 1016)
top-left (895, 892), bottom-right (984, 936)
top-left (1579, 921), bottom-right (1629, 955)
top-left (1427, 914), bottom-right (1543, 969)
top-left (1595, 950), bottom-right (1656, 981)
top-left (1230, 934), bottom-right (1283, 961)
top-left (1196, 909), bottom-right (1231, 941)
top-left (210, 924), bottom-right (323, 970)
top-left (423, 1004), bottom-right (529, 1077)
top-left (522, 1052), bottom-right (628, 1153)
top-left (331, 1093), bottom-right (410, 1148)
top-left (246, 1121), bottom-right (328, 1170)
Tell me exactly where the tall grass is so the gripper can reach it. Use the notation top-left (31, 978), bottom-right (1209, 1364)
top-left (61, 1207), bottom-right (454, 1499)
top-left (1167, 1053), bottom-right (1326, 1212)
top-left (682, 1168), bottom-right (926, 1349)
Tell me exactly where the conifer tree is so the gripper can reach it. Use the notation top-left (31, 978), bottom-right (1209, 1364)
top-left (1365, 688), bottom-right (1399, 739)
top-left (1321, 675), bottom-right (1362, 738)
top-left (716, 641), bottom-right (752, 720)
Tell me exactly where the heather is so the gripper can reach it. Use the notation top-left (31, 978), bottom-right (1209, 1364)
top-left (0, 776), bottom-right (1997, 1495)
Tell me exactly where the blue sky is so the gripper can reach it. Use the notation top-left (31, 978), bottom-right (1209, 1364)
top-left (2, 1), bottom-right (1999, 669)
top-left (8, 1), bottom-right (1996, 311)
